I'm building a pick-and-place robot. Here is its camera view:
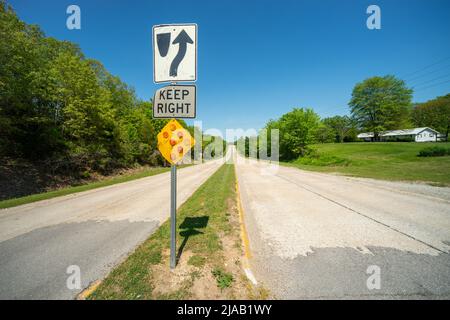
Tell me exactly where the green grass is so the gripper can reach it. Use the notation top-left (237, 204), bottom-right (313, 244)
top-left (0, 166), bottom-right (177, 209)
top-left (188, 255), bottom-right (206, 267)
top-left (89, 164), bottom-right (241, 300)
top-left (285, 142), bottom-right (450, 186)
top-left (212, 267), bottom-right (234, 290)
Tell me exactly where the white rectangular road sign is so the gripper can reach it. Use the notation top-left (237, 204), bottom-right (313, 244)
top-left (153, 85), bottom-right (196, 118)
top-left (153, 24), bottom-right (197, 83)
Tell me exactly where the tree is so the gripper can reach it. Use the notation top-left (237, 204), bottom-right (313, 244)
top-left (0, 2), bottom-right (189, 172)
top-left (322, 115), bottom-right (355, 143)
top-left (0, 2), bottom-right (66, 157)
top-left (315, 124), bottom-right (335, 143)
top-left (267, 108), bottom-right (321, 160)
top-left (412, 94), bottom-right (450, 140)
top-left (349, 75), bottom-right (413, 141)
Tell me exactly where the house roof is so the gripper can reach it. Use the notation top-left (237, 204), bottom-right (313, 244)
top-left (357, 132), bottom-right (374, 138)
top-left (357, 127), bottom-right (440, 138)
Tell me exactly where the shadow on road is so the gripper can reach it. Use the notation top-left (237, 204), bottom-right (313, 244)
top-left (177, 216), bottom-right (209, 262)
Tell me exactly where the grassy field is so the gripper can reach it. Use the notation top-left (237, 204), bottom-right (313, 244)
top-left (286, 142), bottom-right (450, 186)
top-left (0, 166), bottom-right (174, 209)
top-left (88, 164), bottom-right (265, 300)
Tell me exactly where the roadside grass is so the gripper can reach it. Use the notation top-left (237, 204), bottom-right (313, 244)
top-left (0, 166), bottom-right (180, 209)
top-left (88, 164), bottom-right (263, 300)
top-left (212, 267), bottom-right (234, 290)
top-left (285, 142), bottom-right (450, 186)
top-left (188, 255), bottom-right (206, 267)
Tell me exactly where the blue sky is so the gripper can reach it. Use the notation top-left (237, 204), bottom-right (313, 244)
top-left (9, 0), bottom-right (450, 136)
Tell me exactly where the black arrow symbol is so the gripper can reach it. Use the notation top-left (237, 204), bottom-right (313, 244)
top-left (170, 29), bottom-right (193, 77)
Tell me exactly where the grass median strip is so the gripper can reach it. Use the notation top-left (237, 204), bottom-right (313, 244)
top-left (88, 163), bottom-right (267, 300)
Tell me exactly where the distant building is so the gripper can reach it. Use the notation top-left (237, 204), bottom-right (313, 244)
top-left (357, 127), bottom-right (441, 142)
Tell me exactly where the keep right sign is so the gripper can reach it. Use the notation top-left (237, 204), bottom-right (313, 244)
top-left (153, 85), bottom-right (196, 119)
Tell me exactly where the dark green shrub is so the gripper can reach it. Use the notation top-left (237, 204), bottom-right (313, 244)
top-left (418, 146), bottom-right (450, 157)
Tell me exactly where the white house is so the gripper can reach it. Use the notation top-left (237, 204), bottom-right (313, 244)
top-left (357, 127), bottom-right (441, 142)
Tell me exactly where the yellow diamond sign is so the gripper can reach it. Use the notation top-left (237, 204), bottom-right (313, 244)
top-left (157, 119), bottom-right (195, 165)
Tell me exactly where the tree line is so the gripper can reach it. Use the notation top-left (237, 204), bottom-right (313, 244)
top-left (239, 75), bottom-right (449, 161)
top-left (0, 2), bottom-right (218, 176)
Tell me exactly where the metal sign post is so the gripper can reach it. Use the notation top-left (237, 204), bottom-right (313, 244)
top-left (170, 79), bottom-right (178, 270)
top-left (170, 164), bottom-right (177, 269)
top-left (156, 119), bottom-right (194, 270)
top-left (152, 23), bottom-right (198, 270)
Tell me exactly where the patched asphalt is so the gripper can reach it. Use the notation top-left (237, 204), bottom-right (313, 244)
top-left (234, 149), bottom-right (450, 299)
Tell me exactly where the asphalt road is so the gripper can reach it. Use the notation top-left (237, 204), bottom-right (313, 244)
top-left (0, 160), bottom-right (221, 299)
top-left (235, 151), bottom-right (450, 299)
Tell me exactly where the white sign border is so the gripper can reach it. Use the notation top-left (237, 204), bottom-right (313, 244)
top-left (152, 23), bottom-right (198, 84)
